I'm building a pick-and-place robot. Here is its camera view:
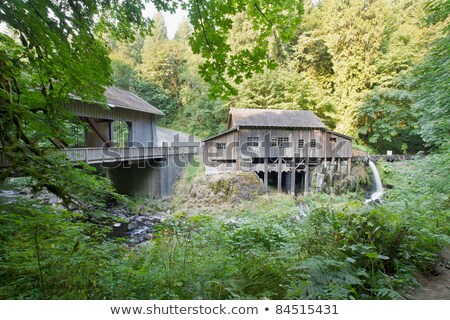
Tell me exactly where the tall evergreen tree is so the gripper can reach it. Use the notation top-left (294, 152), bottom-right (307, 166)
top-left (174, 17), bottom-right (193, 43)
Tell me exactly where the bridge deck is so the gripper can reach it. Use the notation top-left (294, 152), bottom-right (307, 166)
top-left (0, 146), bottom-right (199, 167)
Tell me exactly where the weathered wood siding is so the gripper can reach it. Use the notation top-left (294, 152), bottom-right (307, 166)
top-left (238, 128), bottom-right (326, 158)
top-left (66, 101), bottom-right (157, 147)
top-left (325, 132), bottom-right (352, 158)
top-left (86, 121), bottom-right (110, 147)
top-left (203, 130), bottom-right (238, 160)
top-left (203, 128), bottom-right (352, 162)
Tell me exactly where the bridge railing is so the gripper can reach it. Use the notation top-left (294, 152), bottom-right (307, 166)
top-left (0, 145), bottom-right (200, 167)
top-left (57, 146), bottom-right (199, 164)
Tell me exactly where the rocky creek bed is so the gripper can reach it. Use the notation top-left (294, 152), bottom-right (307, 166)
top-left (0, 182), bottom-right (167, 245)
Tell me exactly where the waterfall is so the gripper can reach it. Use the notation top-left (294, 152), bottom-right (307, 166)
top-left (365, 160), bottom-right (384, 203)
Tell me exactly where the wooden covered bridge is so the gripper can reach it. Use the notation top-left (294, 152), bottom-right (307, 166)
top-left (203, 108), bottom-right (353, 195)
top-left (1, 87), bottom-right (199, 198)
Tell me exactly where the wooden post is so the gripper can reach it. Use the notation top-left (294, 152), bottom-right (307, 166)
top-left (291, 158), bottom-right (296, 195)
top-left (277, 158), bottom-right (282, 193)
top-left (337, 158), bottom-right (341, 173)
top-left (347, 157), bottom-right (352, 177)
top-left (331, 156), bottom-right (335, 173)
top-left (264, 157), bottom-right (268, 189)
top-left (304, 157), bottom-right (309, 196)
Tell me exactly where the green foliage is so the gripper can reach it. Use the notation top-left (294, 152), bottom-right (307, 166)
top-left (135, 82), bottom-right (179, 125)
top-left (187, 0), bottom-right (304, 97)
top-left (0, 199), bottom-right (124, 299)
top-left (1, 154), bottom-right (448, 299)
top-left (226, 67), bottom-right (337, 128)
top-left (411, 1), bottom-right (450, 150)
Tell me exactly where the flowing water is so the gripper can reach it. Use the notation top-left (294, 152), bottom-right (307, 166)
top-left (365, 160), bottom-right (384, 203)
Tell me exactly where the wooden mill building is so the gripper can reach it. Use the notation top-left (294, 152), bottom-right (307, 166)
top-left (203, 108), bottom-right (353, 195)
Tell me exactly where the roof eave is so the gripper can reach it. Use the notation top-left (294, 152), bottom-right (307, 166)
top-left (326, 130), bottom-right (354, 140)
top-left (202, 127), bottom-right (238, 142)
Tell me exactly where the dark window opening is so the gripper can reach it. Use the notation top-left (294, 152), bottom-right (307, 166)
top-left (271, 137), bottom-right (289, 147)
top-left (217, 142), bottom-right (226, 150)
top-left (311, 139), bottom-right (317, 148)
top-left (70, 123), bottom-right (86, 147)
top-left (113, 120), bottom-right (131, 147)
top-left (298, 139), bottom-right (304, 148)
top-left (247, 136), bottom-right (259, 147)
top-left (330, 137), bottom-right (337, 143)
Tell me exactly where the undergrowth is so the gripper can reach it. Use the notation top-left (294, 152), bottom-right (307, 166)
top-left (0, 153), bottom-right (448, 299)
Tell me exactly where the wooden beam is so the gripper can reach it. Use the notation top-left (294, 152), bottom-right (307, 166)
top-left (49, 138), bottom-right (67, 149)
top-left (291, 158), bottom-right (296, 195)
top-left (347, 157), bottom-right (352, 177)
top-left (84, 117), bottom-right (113, 147)
top-left (264, 157), bottom-right (268, 189)
top-left (277, 158), bottom-right (282, 193)
top-left (304, 157), bottom-right (309, 196)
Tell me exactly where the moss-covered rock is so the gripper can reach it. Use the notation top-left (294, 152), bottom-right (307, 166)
top-left (171, 169), bottom-right (266, 213)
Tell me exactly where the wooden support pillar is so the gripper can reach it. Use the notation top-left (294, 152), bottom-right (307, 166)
top-left (277, 158), bottom-right (282, 193)
top-left (317, 157), bottom-right (322, 174)
top-left (264, 157), bottom-right (268, 189)
top-left (347, 157), bottom-right (352, 177)
top-left (291, 158), bottom-right (296, 195)
top-left (331, 156), bottom-right (335, 173)
top-left (304, 157), bottom-right (310, 196)
top-left (337, 158), bottom-right (341, 173)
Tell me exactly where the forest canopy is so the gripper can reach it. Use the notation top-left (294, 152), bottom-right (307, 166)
top-left (0, 0), bottom-right (302, 202)
top-left (0, 0), bottom-right (448, 202)
top-left (108, 0), bottom-right (449, 154)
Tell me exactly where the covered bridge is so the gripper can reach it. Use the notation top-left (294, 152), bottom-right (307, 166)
top-left (203, 108), bottom-right (353, 195)
top-left (66, 87), bottom-right (164, 149)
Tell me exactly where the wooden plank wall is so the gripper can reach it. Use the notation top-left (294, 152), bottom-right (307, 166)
top-left (66, 101), bottom-right (157, 147)
top-left (204, 130), bottom-right (238, 160)
top-left (325, 132), bottom-right (352, 158)
top-left (204, 128), bottom-right (352, 161)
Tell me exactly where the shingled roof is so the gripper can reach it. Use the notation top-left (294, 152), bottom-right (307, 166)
top-left (105, 87), bottom-right (164, 116)
top-left (228, 108), bottom-right (327, 129)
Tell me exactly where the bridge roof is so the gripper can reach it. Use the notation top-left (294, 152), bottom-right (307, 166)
top-left (105, 87), bottom-right (164, 115)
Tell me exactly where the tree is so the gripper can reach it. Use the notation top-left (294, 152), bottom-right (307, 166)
top-left (0, 0), bottom-right (303, 204)
top-left (0, 0), bottom-right (153, 205)
top-left (227, 67), bottom-right (336, 128)
top-left (356, 0), bottom-right (436, 153)
top-left (186, 0), bottom-right (304, 97)
top-left (412, 0), bottom-right (450, 150)
top-left (174, 17), bottom-right (193, 44)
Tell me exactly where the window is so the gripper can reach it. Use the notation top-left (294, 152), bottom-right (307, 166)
top-left (330, 137), bottom-right (337, 143)
top-left (310, 139), bottom-right (317, 148)
top-left (298, 139), bottom-right (304, 148)
top-left (216, 142), bottom-right (226, 150)
top-left (113, 120), bottom-right (130, 148)
top-left (70, 123), bottom-right (86, 147)
top-left (247, 136), bottom-right (259, 147)
top-left (271, 137), bottom-right (289, 147)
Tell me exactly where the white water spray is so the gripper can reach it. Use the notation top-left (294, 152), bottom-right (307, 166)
top-left (365, 160), bottom-right (384, 203)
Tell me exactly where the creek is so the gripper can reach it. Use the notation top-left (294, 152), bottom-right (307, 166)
top-left (0, 180), bottom-right (163, 245)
